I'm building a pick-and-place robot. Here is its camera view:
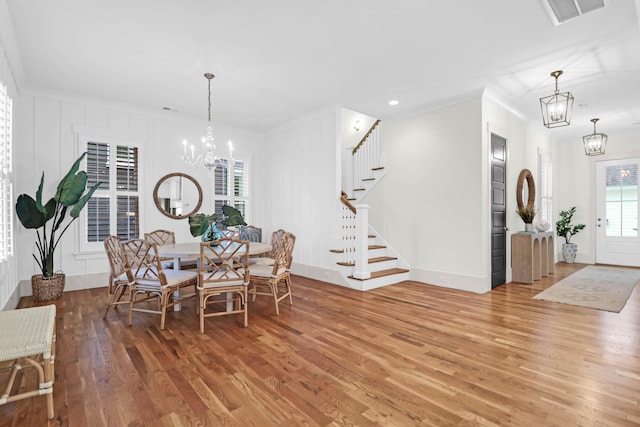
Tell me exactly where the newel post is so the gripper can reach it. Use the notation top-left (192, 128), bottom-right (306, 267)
top-left (353, 204), bottom-right (370, 279)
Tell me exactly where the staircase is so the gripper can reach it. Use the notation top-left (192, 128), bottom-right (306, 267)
top-left (331, 120), bottom-right (410, 291)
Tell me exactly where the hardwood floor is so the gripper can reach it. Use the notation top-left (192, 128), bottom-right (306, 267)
top-left (1, 263), bottom-right (639, 426)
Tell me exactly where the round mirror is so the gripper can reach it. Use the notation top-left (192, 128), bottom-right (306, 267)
top-left (153, 173), bottom-right (203, 219)
top-left (516, 169), bottom-right (536, 211)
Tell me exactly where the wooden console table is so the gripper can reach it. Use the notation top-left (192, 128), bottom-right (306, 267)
top-left (511, 231), bottom-right (554, 284)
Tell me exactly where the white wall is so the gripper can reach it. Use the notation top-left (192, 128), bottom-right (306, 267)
top-left (255, 106), bottom-right (346, 286)
top-left (554, 132), bottom-right (640, 264)
top-left (13, 92), bottom-right (264, 297)
top-left (361, 94), bottom-right (551, 293)
top-left (483, 96), bottom-right (553, 281)
top-left (364, 98), bottom-right (489, 292)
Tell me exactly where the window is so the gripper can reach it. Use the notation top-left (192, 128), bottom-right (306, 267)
top-left (0, 82), bottom-right (13, 261)
top-left (538, 151), bottom-right (553, 225)
top-left (81, 138), bottom-right (140, 251)
top-left (605, 164), bottom-right (638, 237)
top-left (213, 159), bottom-right (250, 221)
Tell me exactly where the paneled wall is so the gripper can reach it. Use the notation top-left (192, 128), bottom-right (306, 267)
top-left (13, 93), bottom-right (263, 298)
top-left (255, 106), bottom-right (344, 285)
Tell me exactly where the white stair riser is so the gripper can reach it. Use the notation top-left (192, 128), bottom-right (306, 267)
top-left (369, 259), bottom-right (398, 271)
top-left (347, 272), bottom-right (410, 291)
top-left (367, 247), bottom-right (387, 258)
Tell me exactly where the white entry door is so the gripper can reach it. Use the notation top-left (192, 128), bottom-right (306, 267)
top-left (595, 158), bottom-right (640, 266)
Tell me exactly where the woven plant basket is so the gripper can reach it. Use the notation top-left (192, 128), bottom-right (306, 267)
top-left (31, 273), bottom-right (65, 302)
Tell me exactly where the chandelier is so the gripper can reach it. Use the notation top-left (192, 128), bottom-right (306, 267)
top-left (181, 73), bottom-right (234, 172)
top-left (539, 70), bottom-right (574, 128)
top-left (583, 118), bottom-right (607, 156)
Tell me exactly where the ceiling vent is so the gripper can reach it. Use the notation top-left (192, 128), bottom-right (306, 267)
top-left (541, 0), bottom-right (606, 25)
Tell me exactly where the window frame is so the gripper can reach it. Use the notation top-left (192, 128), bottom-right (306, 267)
top-left (212, 158), bottom-right (251, 224)
top-left (77, 133), bottom-right (142, 253)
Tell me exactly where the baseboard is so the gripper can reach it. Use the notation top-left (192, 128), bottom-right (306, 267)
top-left (19, 272), bottom-right (108, 297)
top-left (410, 268), bottom-right (491, 294)
top-left (2, 286), bottom-right (23, 310)
top-left (290, 263), bottom-right (354, 289)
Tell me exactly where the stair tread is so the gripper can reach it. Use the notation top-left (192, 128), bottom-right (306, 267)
top-left (369, 244), bottom-right (386, 250)
top-left (348, 268), bottom-right (410, 281)
top-left (362, 178), bottom-right (375, 181)
top-left (354, 188), bottom-right (365, 191)
top-left (335, 256), bottom-right (397, 267)
top-left (372, 166), bottom-right (385, 171)
top-left (330, 249), bottom-right (343, 254)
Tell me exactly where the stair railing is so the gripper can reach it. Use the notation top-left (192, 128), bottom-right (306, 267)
top-left (339, 192), bottom-right (370, 279)
top-left (352, 120), bottom-right (381, 191)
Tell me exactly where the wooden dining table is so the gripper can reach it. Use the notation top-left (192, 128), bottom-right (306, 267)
top-left (157, 241), bottom-right (271, 311)
top-left (158, 241), bottom-right (271, 269)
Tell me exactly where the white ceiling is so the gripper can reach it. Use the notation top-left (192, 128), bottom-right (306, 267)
top-left (4, 0), bottom-right (640, 143)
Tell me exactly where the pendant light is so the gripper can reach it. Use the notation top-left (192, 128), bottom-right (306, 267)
top-left (539, 70), bottom-right (574, 128)
top-left (583, 118), bottom-right (607, 156)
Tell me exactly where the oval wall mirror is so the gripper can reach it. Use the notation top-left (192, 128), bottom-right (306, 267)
top-left (516, 169), bottom-right (536, 211)
top-left (153, 173), bottom-right (203, 219)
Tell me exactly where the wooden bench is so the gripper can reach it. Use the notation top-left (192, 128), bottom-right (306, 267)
top-left (0, 305), bottom-right (56, 419)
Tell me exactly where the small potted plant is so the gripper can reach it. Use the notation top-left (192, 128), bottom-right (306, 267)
top-left (556, 206), bottom-right (586, 263)
top-left (188, 205), bottom-right (247, 241)
top-left (15, 152), bottom-right (101, 301)
top-left (516, 205), bottom-right (537, 232)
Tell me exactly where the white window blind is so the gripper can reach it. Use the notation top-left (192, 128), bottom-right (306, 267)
top-left (213, 159), bottom-right (250, 222)
top-left (83, 140), bottom-right (140, 249)
top-left (538, 152), bottom-right (553, 225)
top-left (0, 82), bottom-right (13, 261)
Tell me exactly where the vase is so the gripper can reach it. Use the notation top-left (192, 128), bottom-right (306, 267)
top-left (562, 243), bottom-right (577, 263)
top-left (31, 273), bottom-right (65, 302)
top-left (201, 223), bottom-right (223, 243)
top-left (524, 223), bottom-right (534, 232)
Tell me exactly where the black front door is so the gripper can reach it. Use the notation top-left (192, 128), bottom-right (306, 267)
top-left (491, 134), bottom-right (507, 288)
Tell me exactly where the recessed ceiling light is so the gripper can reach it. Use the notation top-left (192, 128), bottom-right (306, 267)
top-left (388, 100), bottom-right (399, 106)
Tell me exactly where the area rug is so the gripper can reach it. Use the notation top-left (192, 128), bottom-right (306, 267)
top-left (533, 265), bottom-right (640, 312)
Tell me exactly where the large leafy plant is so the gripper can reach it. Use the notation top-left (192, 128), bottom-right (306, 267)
top-left (16, 152), bottom-right (101, 277)
top-left (556, 206), bottom-right (586, 244)
top-left (188, 205), bottom-right (247, 237)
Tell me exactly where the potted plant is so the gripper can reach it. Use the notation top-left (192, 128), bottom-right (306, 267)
top-left (15, 152), bottom-right (101, 301)
top-left (188, 205), bottom-right (247, 241)
top-left (556, 206), bottom-right (586, 263)
top-left (516, 205), bottom-right (537, 232)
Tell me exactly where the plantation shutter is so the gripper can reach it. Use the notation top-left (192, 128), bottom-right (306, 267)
top-left (86, 142), bottom-right (110, 242)
top-left (233, 160), bottom-right (248, 219)
top-left (211, 159), bottom-right (250, 223)
top-left (84, 140), bottom-right (140, 245)
top-left (0, 82), bottom-right (13, 260)
top-left (540, 158), bottom-right (552, 224)
top-left (115, 146), bottom-right (139, 239)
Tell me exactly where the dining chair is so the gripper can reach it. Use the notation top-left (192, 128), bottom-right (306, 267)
top-left (240, 225), bottom-right (262, 242)
top-left (198, 238), bottom-right (251, 332)
top-left (250, 228), bottom-right (286, 266)
top-left (248, 231), bottom-right (296, 315)
top-left (144, 229), bottom-right (198, 270)
top-left (122, 238), bottom-right (197, 330)
top-left (103, 235), bottom-right (133, 319)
